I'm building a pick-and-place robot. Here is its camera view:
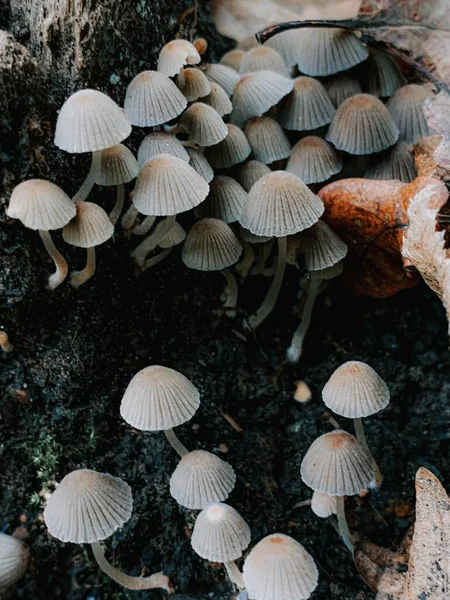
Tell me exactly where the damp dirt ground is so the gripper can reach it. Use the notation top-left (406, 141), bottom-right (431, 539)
top-left (1, 209), bottom-right (450, 600)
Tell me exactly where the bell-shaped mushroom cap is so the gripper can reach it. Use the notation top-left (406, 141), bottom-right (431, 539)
top-left (265, 29), bottom-right (304, 67)
top-left (365, 50), bottom-right (406, 98)
top-left (199, 82), bottom-right (233, 117)
top-left (231, 71), bottom-right (293, 127)
top-left (96, 144), bottom-right (139, 186)
top-left (237, 36), bottom-right (260, 51)
top-left (311, 261), bottom-right (344, 281)
top-left (132, 154), bottom-right (209, 216)
top-left (278, 77), bottom-right (335, 131)
top-left (286, 137), bottom-right (342, 184)
top-left (182, 218), bottom-right (243, 271)
top-left (204, 123), bottom-right (251, 169)
top-left (159, 220), bottom-right (186, 249)
top-left (0, 533), bottom-right (30, 591)
top-left (157, 39), bottom-right (201, 77)
top-left (239, 171), bottom-right (324, 237)
top-left (178, 103), bottom-right (228, 147)
top-left (120, 365), bottom-right (200, 431)
top-left (365, 142), bottom-right (416, 183)
top-left (220, 49), bottom-right (246, 72)
top-left (296, 28), bottom-right (368, 77)
top-left (191, 503), bottom-right (251, 562)
top-left (298, 220), bottom-right (348, 271)
top-left (124, 70), bottom-right (187, 127)
top-left (244, 116), bottom-right (291, 165)
top-left (238, 160), bottom-right (271, 192)
top-left (300, 430), bottom-right (376, 496)
top-left (325, 74), bottom-right (362, 107)
top-left (387, 84), bottom-right (434, 143)
top-left (326, 93), bottom-right (399, 155)
top-left (195, 176), bottom-right (248, 223)
top-left (322, 360), bottom-right (390, 418)
top-left (185, 147), bottom-right (214, 182)
top-left (7, 179), bottom-right (76, 231)
top-left (170, 449), bottom-right (236, 509)
top-left (240, 46), bottom-right (289, 76)
top-left (311, 491), bottom-right (337, 518)
top-left (63, 202), bottom-right (114, 248)
top-left (137, 132), bottom-right (189, 167)
top-left (243, 533), bottom-right (318, 600)
top-left (239, 224), bottom-right (272, 244)
top-left (55, 89), bottom-right (131, 153)
top-left (43, 469), bottom-right (133, 543)
top-left (204, 63), bottom-right (240, 96)
top-left (178, 67), bottom-right (211, 101)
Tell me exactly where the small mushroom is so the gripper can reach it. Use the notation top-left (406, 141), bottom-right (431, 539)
top-left (265, 28), bottom-right (306, 67)
top-left (239, 46), bottom-right (289, 76)
top-left (43, 469), bottom-right (170, 591)
top-left (237, 160), bottom-right (271, 192)
top-left (204, 124), bottom-right (251, 169)
top-left (244, 116), bottom-right (291, 165)
top-left (243, 533), bottom-right (318, 600)
top-left (185, 147), bottom-right (214, 183)
top-left (198, 82), bottom-right (233, 117)
top-left (286, 137), bottom-right (342, 185)
top-left (157, 39), bottom-right (201, 77)
top-left (365, 142), bottom-right (417, 183)
top-left (324, 74), bottom-right (362, 107)
top-left (204, 63), bottom-right (240, 96)
top-left (195, 176), bottom-right (248, 223)
top-left (220, 49), bottom-right (246, 72)
top-left (0, 331), bottom-right (14, 353)
top-left (170, 449), bottom-right (236, 508)
top-left (0, 532), bottom-right (30, 592)
top-left (277, 76), bottom-right (336, 132)
top-left (178, 103), bottom-right (228, 147)
top-left (364, 49), bottom-right (406, 98)
top-left (311, 491), bottom-right (337, 518)
top-left (177, 67), bottom-right (211, 102)
top-left (138, 132), bottom-right (189, 167)
top-left (120, 365), bottom-right (200, 456)
top-left (387, 84), bottom-right (435, 143)
top-left (7, 179), bottom-right (76, 289)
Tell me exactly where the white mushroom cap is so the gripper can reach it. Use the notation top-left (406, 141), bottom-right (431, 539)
top-left (191, 503), bottom-right (251, 562)
top-left (297, 220), bottom-right (348, 271)
top-left (54, 89), bottom-right (131, 153)
top-left (239, 171), bottom-right (324, 237)
top-left (170, 449), bottom-right (236, 509)
top-left (120, 365), bottom-right (200, 431)
top-left (178, 103), bottom-right (228, 147)
top-left (198, 82), bottom-right (233, 117)
top-left (178, 67), bottom-right (211, 102)
top-left (243, 533), bottom-right (318, 600)
top-left (159, 220), bottom-right (186, 249)
top-left (220, 49), bottom-right (246, 72)
top-left (137, 132), bottom-right (189, 167)
top-left (286, 136), bottom-right (342, 184)
top-left (387, 84), bottom-right (434, 143)
top-left (311, 491), bottom-right (337, 518)
top-left (185, 147), bottom-right (214, 183)
top-left (237, 160), bottom-right (271, 192)
top-left (244, 116), bottom-right (291, 165)
top-left (195, 176), bottom-right (248, 223)
top-left (322, 360), bottom-right (390, 418)
top-left (204, 63), bottom-right (240, 96)
top-left (63, 202), bottom-right (114, 248)
top-left (239, 46), bottom-right (289, 77)
top-left (124, 70), bottom-right (187, 127)
top-left (204, 123), bottom-right (251, 169)
top-left (300, 430), bottom-right (376, 496)
top-left (0, 533), bottom-right (30, 591)
top-left (158, 39), bottom-right (201, 77)
top-left (7, 179), bottom-right (76, 231)
top-left (43, 469), bottom-right (133, 543)
top-left (182, 218), bottom-right (243, 271)
top-left (132, 154), bottom-right (209, 216)
top-left (265, 29), bottom-right (306, 67)
top-left (277, 76), bottom-right (336, 132)
top-left (96, 144), bottom-right (139, 186)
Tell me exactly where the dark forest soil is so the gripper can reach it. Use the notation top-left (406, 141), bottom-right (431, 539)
top-left (1, 209), bottom-right (450, 599)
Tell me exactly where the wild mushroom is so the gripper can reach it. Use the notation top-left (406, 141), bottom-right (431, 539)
top-left (387, 84), bottom-right (435, 143)
top-left (95, 144), bottom-right (139, 225)
top-left (243, 533), bottom-right (318, 600)
top-left (43, 469), bottom-right (170, 591)
top-left (204, 124), bottom-right (251, 169)
top-left (239, 46), bottom-right (289, 76)
top-left (185, 147), bottom-right (214, 183)
top-left (62, 201), bottom-right (114, 287)
top-left (177, 67), bottom-right (211, 101)
top-left (265, 29), bottom-right (306, 67)
top-left (191, 503), bottom-right (250, 589)
top-left (244, 116), bottom-right (291, 165)
top-left (364, 49), bottom-right (406, 98)
top-left (300, 430), bottom-right (376, 552)
top-left (239, 171), bottom-right (324, 328)
top-left (54, 89), bottom-right (131, 202)
top-left (195, 176), bottom-right (248, 224)
top-left (322, 360), bottom-right (390, 488)
top-left (0, 331), bottom-right (14, 353)
top-left (203, 63), bottom-right (240, 96)
top-left (178, 103), bottom-right (228, 147)
top-left (0, 532), bottom-right (30, 592)
top-left (365, 142), bottom-right (417, 183)
top-left (120, 365), bottom-right (200, 456)
top-left (198, 82), bottom-right (233, 117)
top-left (237, 160), bottom-right (271, 192)
top-left (324, 74), bottom-right (362, 107)
top-left (157, 39), bottom-right (201, 77)
top-left (286, 137), bottom-right (342, 184)
top-left (170, 449), bottom-right (236, 508)
top-left (182, 218), bottom-right (243, 317)
top-left (277, 77), bottom-right (336, 132)
top-left (220, 49), bottom-right (246, 72)
top-left (137, 132), bottom-right (189, 167)
top-left (311, 491), bottom-right (337, 518)
top-left (6, 179), bottom-right (76, 289)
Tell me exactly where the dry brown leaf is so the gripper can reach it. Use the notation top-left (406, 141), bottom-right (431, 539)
top-left (354, 539), bottom-right (409, 598)
top-left (424, 92), bottom-right (450, 170)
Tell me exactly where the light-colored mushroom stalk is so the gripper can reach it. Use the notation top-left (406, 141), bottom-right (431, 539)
top-left (142, 248), bottom-right (172, 272)
top-left (132, 215), bottom-right (157, 236)
top-left (164, 428), bottom-right (189, 457)
top-left (121, 204), bottom-right (139, 231)
top-left (39, 230), bottom-right (69, 290)
top-left (246, 236), bottom-right (287, 329)
top-left (70, 247), bottom-right (96, 288)
top-left (287, 277), bottom-right (320, 363)
top-left (91, 542), bottom-right (172, 592)
top-left (335, 497), bottom-right (355, 553)
top-left (131, 216), bottom-right (176, 266)
top-left (73, 151), bottom-right (102, 202)
top-left (109, 184), bottom-right (125, 226)
top-left (224, 561), bottom-right (245, 589)
top-left (221, 268), bottom-right (238, 318)
top-left (354, 417), bottom-right (383, 489)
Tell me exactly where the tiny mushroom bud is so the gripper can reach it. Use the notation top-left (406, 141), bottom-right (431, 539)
top-left (0, 331), bottom-right (14, 353)
top-left (7, 179), bottom-right (76, 289)
top-left (243, 533), bottom-right (318, 600)
top-left (193, 38), bottom-right (208, 56)
top-left (239, 46), bottom-right (289, 76)
top-left (204, 123), bottom-right (251, 169)
top-left (157, 39), bottom-right (201, 77)
top-left (277, 76), bottom-right (336, 132)
top-left (286, 137), bottom-right (342, 184)
top-left (311, 491), bottom-right (337, 518)
top-left (0, 532), bottom-right (30, 592)
top-left (204, 63), bottom-right (240, 96)
top-left (195, 176), bottom-right (248, 224)
top-left (178, 103), bottom-right (228, 147)
top-left (178, 67), bottom-right (211, 101)
top-left (244, 116), bottom-right (291, 165)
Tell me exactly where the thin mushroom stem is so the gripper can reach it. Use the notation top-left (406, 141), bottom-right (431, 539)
top-left (131, 216), bottom-right (176, 266)
top-left (246, 236), bottom-right (287, 329)
top-left (335, 496), bottom-right (355, 554)
top-left (354, 417), bottom-right (383, 489)
top-left (91, 542), bottom-right (172, 592)
top-left (286, 276), bottom-right (320, 363)
top-left (71, 246), bottom-right (96, 288)
top-left (121, 204), bottom-right (139, 231)
top-left (234, 241), bottom-right (254, 279)
top-left (142, 248), bottom-right (172, 272)
top-left (164, 428), bottom-right (189, 457)
top-left (132, 215), bottom-right (156, 236)
top-left (221, 268), bottom-right (238, 318)
top-left (109, 184), bottom-right (124, 226)
top-left (73, 151), bottom-right (101, 202)
top-left (39, 230), bottom-right (69, 290)
top-left (224, 561), bottom-right (245, 589)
